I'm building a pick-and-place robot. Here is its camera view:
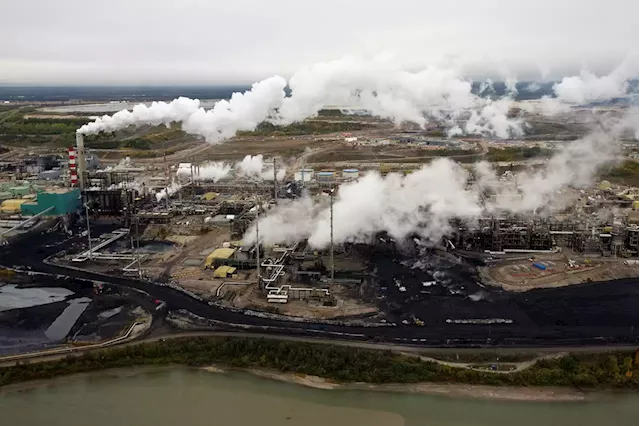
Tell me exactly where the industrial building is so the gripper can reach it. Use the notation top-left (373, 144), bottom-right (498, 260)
top-left (21, 189), bottom-right (81, 217)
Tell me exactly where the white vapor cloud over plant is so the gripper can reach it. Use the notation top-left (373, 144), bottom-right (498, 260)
top-left (78, 57), bottom-right (636, 142)
top-left (245, 111), bottom-right (637, 248)
top-left (79, 57), bottom-right (529, 141)
top-left (552, 57), bottom-right (637, 104)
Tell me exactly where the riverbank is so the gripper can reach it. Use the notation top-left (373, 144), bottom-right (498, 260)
top-left (0, 336), bottom-right (637, 392)
top-left (5, 366), bottom-right (637, 426)
top-left (1, 363), bottom-right (619, 403)
top-left (211, 366), bottom-right (606, 402)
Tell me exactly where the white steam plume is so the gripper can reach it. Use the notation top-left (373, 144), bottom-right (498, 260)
top-left (78, 57), bottom-right (528, 141)
top-left (237, 155), bottom-right (285, 181)
top-left (553, 58), bottom-right (636, 104)
top-left (177, 161), bottom-right (231, 182)
top-left (519, 59), bottom-right (638, 116)
top-left (245, 112), bottom-right (637, 248)
top-left (97, 156), bottom-right (133, 172)
top-left (524, 82), bottom-right (541, 93)
top-left (155, 180), bottom-right (182, 202)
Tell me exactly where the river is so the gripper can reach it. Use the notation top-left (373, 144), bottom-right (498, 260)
top-left (1, 367), bottom-right (637, 426)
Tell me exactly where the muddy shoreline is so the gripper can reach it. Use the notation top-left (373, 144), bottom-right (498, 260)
top-left (206, 365), bottom-right (630, 402)
top-left (1, 363), bottom-right (634, 403)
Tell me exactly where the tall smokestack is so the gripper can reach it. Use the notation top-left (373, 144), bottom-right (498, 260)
top-left (68, 147), bottom-right (78, 187)
top-left (75, 133), bottom-right (86, 189)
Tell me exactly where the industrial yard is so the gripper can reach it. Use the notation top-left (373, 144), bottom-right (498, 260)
top-left (0, 96), bottom-right (637, 352)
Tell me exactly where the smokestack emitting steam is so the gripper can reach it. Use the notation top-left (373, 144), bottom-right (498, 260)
top-left (75, 133), bottom-right (86, 189)
top-left (244, 112), bottom-right (637, 248)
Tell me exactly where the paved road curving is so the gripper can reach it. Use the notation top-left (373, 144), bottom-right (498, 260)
top-left (1, 227), bottom-right (637, 351)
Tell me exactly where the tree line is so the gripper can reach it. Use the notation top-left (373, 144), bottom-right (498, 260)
top-left (238, 121), bottom-right (371, 137)
top-left (1, 337), bottom-right (637, 389)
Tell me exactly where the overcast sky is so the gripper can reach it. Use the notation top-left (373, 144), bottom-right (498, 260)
top-left (1, 0), bottom-right (638, 85)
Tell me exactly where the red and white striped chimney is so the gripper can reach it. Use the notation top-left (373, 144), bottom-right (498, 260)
top-left (68, 147), bottom-right (78, 187)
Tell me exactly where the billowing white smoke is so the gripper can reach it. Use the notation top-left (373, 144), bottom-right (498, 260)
top-left (524, 82), bottom-right (541, 93)
top-left (309, 159), bottom-right (481, 248)
top-left (98, 156), bottom-right (132, 172)
top-left (78, 57), bottom-right (527, 141)
top-left (246, 113), bottom-right (636, 248)
top-left (473, 132), bottom-right (618, 213)
top-left (177, 161), bottom-right (231, 182)
top-left (237, 155), bottom-right (285, 181)
top-left (80, 97), bottom-right (203, 135)
top-left (276, 57), bottom-right (522, 138)
top-left (553, 58), bottom-right (636, 104)
top-left (155, 180), bottom-right (182, 202)
top-left (461, 98), bottom-right (522, 139)
top-left (519, 60), bottom-right (638, 116)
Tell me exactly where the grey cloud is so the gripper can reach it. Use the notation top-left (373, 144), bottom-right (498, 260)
top-left (0, 0), bottom-right (638, 84)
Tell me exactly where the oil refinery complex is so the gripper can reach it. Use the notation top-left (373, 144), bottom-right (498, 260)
top-left (0, 100), bottom-right (638, 355)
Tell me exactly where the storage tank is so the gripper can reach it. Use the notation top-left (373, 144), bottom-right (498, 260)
top-left (532, 262), bottom-right (547, 271)
top-left (342, 168), bottom-right (359, 179)
top-left (9, 185), bottom-right (31, 197)
top-left (316, 171), bottom-right (335, 182)
top-left (39, 169), bottom-right (61, 180)
top-left (1, 199), bottom-right (28, 213)
top-left (598, 180), bottom-right (612, 190)
top-left (294, 168), bottom-right (314, 182)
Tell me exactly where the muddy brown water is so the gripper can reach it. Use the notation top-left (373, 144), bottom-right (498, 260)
top-left (1, 367), bottom-right (637, 426)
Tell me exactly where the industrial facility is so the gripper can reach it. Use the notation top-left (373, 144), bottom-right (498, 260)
top-left (0, 98), bottom-right (636, 331)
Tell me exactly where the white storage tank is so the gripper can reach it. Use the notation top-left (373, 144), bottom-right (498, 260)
top-left (294, 168), bottom-right (314, 182)
top-left (342, 168), bottom-right (359, 179)
top-left (316, 171), bottom-right (335, 182)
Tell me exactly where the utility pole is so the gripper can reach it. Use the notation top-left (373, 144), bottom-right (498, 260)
top-left (255, 195), bottom-right (261, 286)
top-left (135, 211), bottom-right (142, 279)
top-left (272, 157), bottom-right (278, 204)
top-left (84, 202), bottom-right (92, 260)
top-left (191, 156), bottom-right (196, 200)
top-left (128, 196), bottom-right (142, 279)
top-left (163, 151), bottom-right (169, 210)
top-left (330, 187), bottom-right (334, 286)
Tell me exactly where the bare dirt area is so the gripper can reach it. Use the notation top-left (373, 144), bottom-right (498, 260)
top-left (480, 254), bottom-right (639, 291)
top-left (141, 226), bottom-right (232, 280)
top-left (228, 281), bottom-right (378, 320)
top-left (201, 137), bottom-right (334, 162)
top-left (306, 144), bottom-right (475, 165)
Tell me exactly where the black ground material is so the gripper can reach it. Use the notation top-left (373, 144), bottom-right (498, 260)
top-left (1, 227), bottom-right (637, 348)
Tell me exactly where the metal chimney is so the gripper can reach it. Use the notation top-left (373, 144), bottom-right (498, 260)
top-left (75, 132), bottom-right (87, 189)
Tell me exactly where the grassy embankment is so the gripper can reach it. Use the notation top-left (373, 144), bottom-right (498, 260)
top-left (236, 120), bottom-right (373, 137)
top-left (0, 106), bottom-right (89, 147)
top-left (485, 146), bottom-right (554, 162)
top-left (599, 160), bottom-right (639, 187)
top-left (0, 106), bottom-right (187, 153)
top-left (1, 337), bottom-right (637, 389)
top-left (0, 107), bottom-right (380, 156)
